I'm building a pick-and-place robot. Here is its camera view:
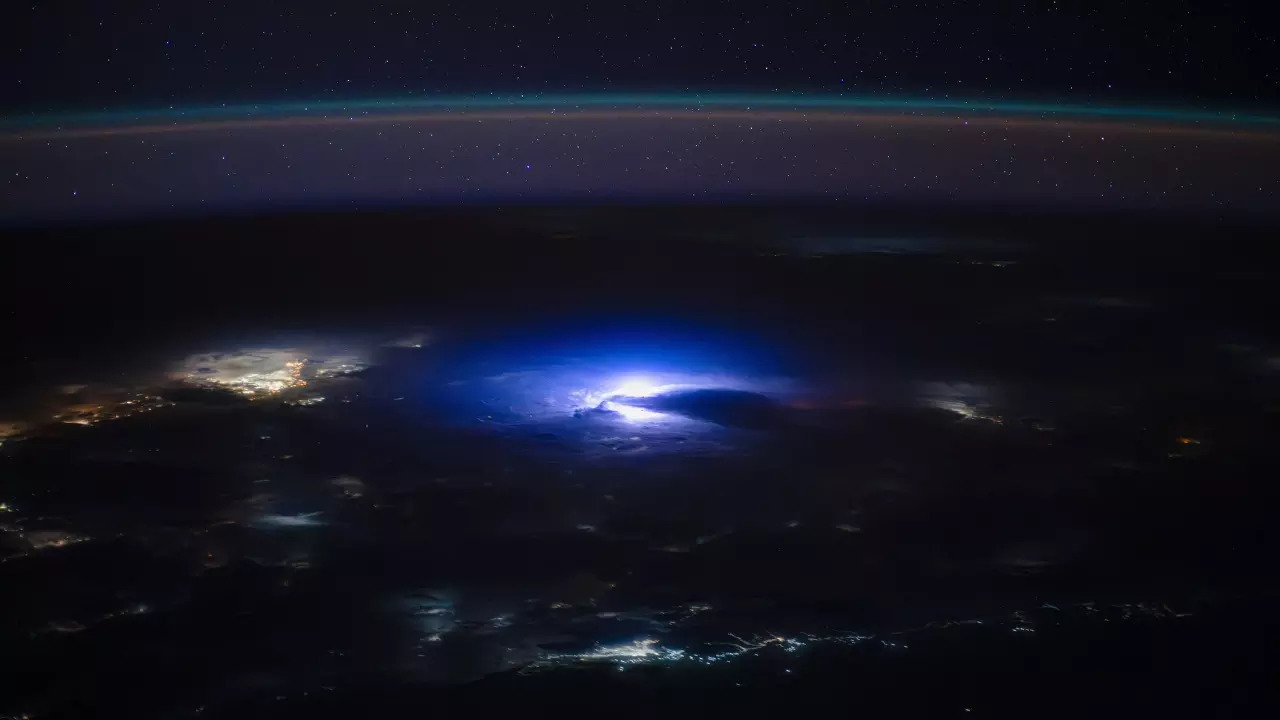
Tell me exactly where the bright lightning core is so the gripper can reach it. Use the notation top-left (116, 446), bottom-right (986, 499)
top-left (599, 400), bottom-right (667, 423)
top-left (581, 374), bottom-right (687, 423)
top-left (608, 376), bottom-right (666, 398)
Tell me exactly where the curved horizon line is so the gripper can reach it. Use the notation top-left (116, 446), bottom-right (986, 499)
top-left (4, 93), bottom-right (1280, 132)
top-left (4, 108), bottom-right (1279, 143)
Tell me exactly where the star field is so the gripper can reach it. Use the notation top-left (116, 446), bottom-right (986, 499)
top-left (4, 3), bottom-right (1277, 222)
top-left (7, 1), bottom-right (1279, 114)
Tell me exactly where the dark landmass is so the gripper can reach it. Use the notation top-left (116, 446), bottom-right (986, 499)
top-left (2, 207), bottom-right (1278, 718)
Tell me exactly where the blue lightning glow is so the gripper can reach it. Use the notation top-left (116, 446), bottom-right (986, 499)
top-left (581, 374), bottom-right (699, 423)
top-left (599, 400), bottom-right (670, 423)
top-left (607, 376), bottom-right (669, 398)
top-left (438, 324), bottom-right (794, 430)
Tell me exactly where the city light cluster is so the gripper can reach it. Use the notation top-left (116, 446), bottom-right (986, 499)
top-left (529, 632), bottom-right (863, 672)
top-left (526, 601), bottom-right (1192, 672)
top-left (38, 603), bottom-right (151, 637)
top-left (207, 359), bottom-right (308, 397)
top-left (188, 358), bottom-right (363, 398)
top-left (24, 530), bottom-right (92, 550)
top-left (51, 393), bottom-right (173, 426)
top-left (537, 638), bottom-right (687, 667)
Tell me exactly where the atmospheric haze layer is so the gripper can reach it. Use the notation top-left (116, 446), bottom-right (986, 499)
top-left (3, 94), bottom-right (1278, 222)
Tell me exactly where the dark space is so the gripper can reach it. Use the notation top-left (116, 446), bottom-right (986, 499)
top-left (3, 3), bottom-right (1279, 719)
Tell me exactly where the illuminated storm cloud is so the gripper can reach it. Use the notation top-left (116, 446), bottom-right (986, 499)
top-left (249, 511), bottom-right (326, 529)
top-left (175, 348), bottom-right (307, 395)
top-left (471, 366), bottom-right (791, 425)
top-left (173, 346), bottom-right (369, 396)
top-left (917, 381), bottom-right (1003, 423)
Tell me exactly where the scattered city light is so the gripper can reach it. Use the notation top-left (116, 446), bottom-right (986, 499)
top-left (25, 530), bottom-right (91, 550)
top-left (523, 601), bottom-right (1191, 673)
top-left (539, 637), bottom-right (686, 666)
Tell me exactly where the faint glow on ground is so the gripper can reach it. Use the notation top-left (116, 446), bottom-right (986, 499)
top-left (0, 421), bottom-right (28, 440)
top-left (25, 530), bottom-right (91, 549)
top-left (37, 603), bottom-right (152, 637)
top-left (384, 331), bottom-right (431, 349)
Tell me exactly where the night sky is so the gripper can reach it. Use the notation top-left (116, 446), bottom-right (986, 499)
top-left (3, 2), bottom-right (1278, 221)
top-left (8, 1), bottom-right (1278, 110)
